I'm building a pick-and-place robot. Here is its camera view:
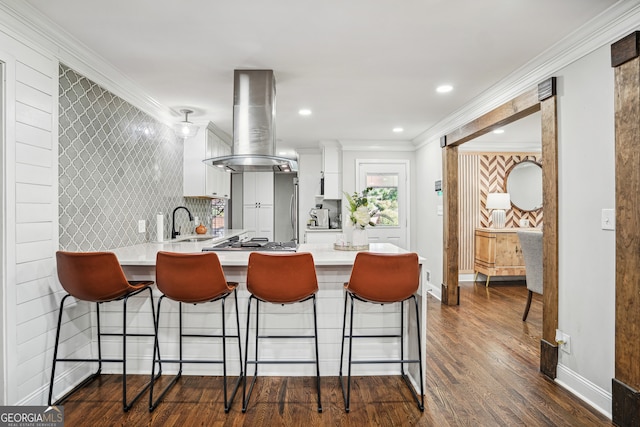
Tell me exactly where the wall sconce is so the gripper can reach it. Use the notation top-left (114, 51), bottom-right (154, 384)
top-left (486, 192), bottom-right (511, 228)
top-left (173, 109), bottom-right (199, 139)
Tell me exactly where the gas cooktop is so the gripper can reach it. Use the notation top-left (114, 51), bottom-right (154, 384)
top-left (202, 237), bottom-right (298, 252)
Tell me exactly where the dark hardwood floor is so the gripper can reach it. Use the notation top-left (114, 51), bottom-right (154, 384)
top-left (58, 281), bottom-right (611, 426)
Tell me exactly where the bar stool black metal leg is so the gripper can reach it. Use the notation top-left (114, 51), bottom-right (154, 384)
top-left (149, 296), bottom-right (164, 411)
top-left (244, 297), bottom-right (261, 411)
top-left (242, 295), bottom-right (256, 413)
top-left (312, 295), bottom-right (322, 413)
top-left (223, 289), bottom-right (243, 412)
top-left (413, 295), bottom-right (425, 411)
top-left (344, 294), bottom-right (356, 412)
top-left (221, 297), bottom-right (228, 412)
top-left (400, 299), bottom-right (405, 377)
top-left (150, 295), bottom-right (183, 412)
top-left (49, 295), bottom-right (75, 405)
top-left (338, 290), bottom-right (348, 378)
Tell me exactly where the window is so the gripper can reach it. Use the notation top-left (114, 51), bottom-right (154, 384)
top-left (366, 173), bottom-right (399, 226)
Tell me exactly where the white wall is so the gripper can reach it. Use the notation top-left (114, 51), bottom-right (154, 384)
top-left (415, 141), bottom-right (443, 298)
top-left (554, 44), bottom-right (615, 414)
top-left (414, 42), bottom-right (618, 417)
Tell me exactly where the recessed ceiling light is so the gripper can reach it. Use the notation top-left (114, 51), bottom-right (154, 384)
top-left (393, 127), bottom-right (404, 133)
top-left (493, 129), bottom-right (505, 134)
top-left (436, 85), bottom-right (453, 93)
top-left (298, 109), bottom-right (312, 116)
top-left (279, 151), bottom-right (287, 156)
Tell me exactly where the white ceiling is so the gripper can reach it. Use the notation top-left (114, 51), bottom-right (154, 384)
top-left (22, 0), bottom-right (617, 153)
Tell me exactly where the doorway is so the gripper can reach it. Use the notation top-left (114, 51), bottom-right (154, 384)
top-left (441, 78), bottom-right (559, 379)
top-left (356, 159), bottom-right (409, 249)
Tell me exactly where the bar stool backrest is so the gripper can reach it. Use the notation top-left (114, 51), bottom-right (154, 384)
top-left (347, 252), bottom-right (420, 303)
top-left (56, 251), bottom-right (133, 302)
top-left (247, 252), bottom-right (318, 303)
top-left (156, 251), bottom-right (232, 303)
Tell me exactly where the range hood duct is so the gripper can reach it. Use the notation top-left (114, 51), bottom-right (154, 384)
top-left (203, 69), bottom-right (298, 173)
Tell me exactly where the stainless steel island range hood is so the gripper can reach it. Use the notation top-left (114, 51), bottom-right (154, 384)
top-left (203, 69), bottom-right (298, 173)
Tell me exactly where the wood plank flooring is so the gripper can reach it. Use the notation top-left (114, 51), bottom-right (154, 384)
top-left (57, 281), bottom-right (611, 426)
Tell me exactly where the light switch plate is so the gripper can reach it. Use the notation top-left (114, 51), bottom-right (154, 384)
top-left (138, 219), bottom-right (146, 233)
top-left (601, 209), bottom-right (615, 230)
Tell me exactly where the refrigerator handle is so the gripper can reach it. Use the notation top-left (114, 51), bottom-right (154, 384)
top-left (290, 194), bottom-right (295, 230)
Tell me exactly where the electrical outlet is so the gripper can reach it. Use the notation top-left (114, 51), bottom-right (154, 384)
top-left (555, 329), bottom-right (571, 354)
top-left (138, 219), bottom-right (146, 233)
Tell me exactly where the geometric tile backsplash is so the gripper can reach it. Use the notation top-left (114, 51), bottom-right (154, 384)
top-left (59, 64), bottom-right (211, 251)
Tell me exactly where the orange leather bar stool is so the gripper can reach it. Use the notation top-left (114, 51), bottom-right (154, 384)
top-left (243, 252), bottom-right (322, 413)
top-left (49, 251), bottom-right (158, 412)
top-left (150, 251), bottom-right (243, 412)
top-left (339, 252), bottom-right (424, 412)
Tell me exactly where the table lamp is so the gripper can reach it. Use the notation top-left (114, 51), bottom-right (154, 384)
top-left (486, 192), bottom-right (511, 228)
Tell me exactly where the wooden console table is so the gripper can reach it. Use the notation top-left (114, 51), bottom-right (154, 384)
top-left (474, 227), bottom-right (526, 287)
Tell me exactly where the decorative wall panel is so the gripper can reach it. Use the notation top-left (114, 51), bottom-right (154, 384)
top-left (459, 152), bottom-right (542, 272)
top-left (59, 65), bottom-right (210, 251)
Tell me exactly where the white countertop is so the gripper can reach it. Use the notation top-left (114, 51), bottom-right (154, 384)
top-left (112, 234), bottom-right (423, 267)
top-left (305, 228), bottom-right (342, 232)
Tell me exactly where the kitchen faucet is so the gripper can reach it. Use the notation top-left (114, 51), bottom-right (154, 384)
top-left (171, 206), bottom-right (194, 239)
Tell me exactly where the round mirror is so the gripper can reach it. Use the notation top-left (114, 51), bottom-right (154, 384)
top-left (506, 160), bottom-right (542, 211)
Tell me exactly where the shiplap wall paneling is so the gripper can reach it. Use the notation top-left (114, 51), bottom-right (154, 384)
top-left (7, 38), bottom-right (62, 404)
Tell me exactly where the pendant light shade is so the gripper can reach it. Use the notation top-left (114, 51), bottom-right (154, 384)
top-left (173, 109), bottom-right (199, 139)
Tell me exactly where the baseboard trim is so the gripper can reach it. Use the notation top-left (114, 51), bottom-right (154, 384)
top-left (19, 363), bottom-right (92, 406)
top-left (556, 364), bottom-right (612, 420)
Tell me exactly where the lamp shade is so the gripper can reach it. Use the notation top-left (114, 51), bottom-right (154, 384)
top-left (173, 109), bottom-right (199, 139)
top-left (486, 193), bottom-right (511, 210)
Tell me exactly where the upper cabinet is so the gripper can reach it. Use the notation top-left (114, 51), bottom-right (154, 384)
top-left (321, 141), bottom-right (342, 199)
top-left (243, 171), bottom-right (274, 205)
top-left (183, 122), bottom-right (232, 198)
top-left (243, 171), bottom-right (274, 239)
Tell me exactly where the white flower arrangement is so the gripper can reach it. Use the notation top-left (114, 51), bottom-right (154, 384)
top-left (344, 188), bottom-right (377, 229)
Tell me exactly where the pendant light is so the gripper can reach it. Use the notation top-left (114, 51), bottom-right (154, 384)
top-left (173, 109), bottom-right (199, 139)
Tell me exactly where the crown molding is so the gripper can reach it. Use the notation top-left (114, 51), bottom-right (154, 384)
top-left (413, 0), bottom-right (640, 150)
top-left (0, 0), bottom-right (176, 125)
top-left (339, 139), bottom-right (415, 152)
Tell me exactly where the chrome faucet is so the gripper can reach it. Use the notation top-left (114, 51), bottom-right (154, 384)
top-left (171, 206), bottom-right (194, 239)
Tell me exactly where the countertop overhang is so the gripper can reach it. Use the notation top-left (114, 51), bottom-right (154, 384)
top-left (111, 230), bottom-right (424, 267)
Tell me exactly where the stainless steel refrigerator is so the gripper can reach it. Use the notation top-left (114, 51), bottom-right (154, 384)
top-left (274, 174), bottom-right (298, 243)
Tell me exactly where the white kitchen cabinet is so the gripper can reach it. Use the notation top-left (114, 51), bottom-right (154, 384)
top-left (321, 141), bottom-right (342, 199)
top-left (184, 122), bottom-right (232, 198)
top-left (242, 171), bottom-right (274, 240)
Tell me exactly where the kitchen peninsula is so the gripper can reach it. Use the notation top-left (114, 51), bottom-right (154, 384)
top-left (109, 234), bottom-right (426, 388)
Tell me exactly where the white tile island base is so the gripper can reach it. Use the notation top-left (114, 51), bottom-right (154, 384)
top-left (95, 242), bottom-right (426, 391)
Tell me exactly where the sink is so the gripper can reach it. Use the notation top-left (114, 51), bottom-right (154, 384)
top-left (173, 235), bottom-right (214, 242)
